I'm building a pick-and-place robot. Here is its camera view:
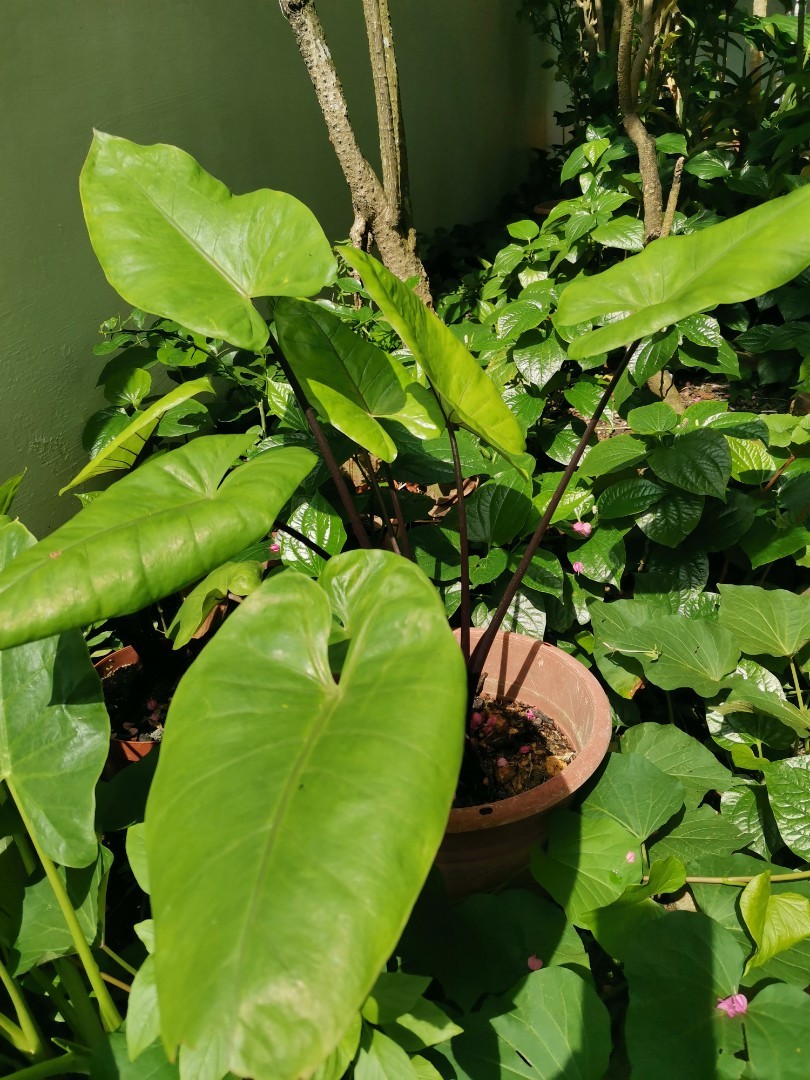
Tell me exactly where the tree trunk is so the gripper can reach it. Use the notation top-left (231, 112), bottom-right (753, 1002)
top-left (279, 0), bottom-right (431, 303)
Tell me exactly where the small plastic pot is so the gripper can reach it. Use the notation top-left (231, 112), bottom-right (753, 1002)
top-left (436, 629), bottom-right (612, 898)
top-left (94, 646), bottom-right (158, 777)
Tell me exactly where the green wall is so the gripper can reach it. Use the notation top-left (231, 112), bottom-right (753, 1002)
top-left (1, 1), bottom-right (545, 534)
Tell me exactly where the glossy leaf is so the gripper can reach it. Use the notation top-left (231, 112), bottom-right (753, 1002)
top-left (718, 585), bottom-right (810, 658)
top-left (574, 526), bottom-right (626, 587)
top-left (0, 436), bottom-right (315, 649)
top-left (623, 724), bottom-right (733, 809)
top-left (650, 806), bottom-right (744, 865)
top-left (763, 757), bottom-right (810, 859)
top-left (596, 477), bottom-right (666, 519)
top-left (145, 551), bottom-right (466, 1080)
top-left (61, 377), bottom-right (214, 493)
top-left (636, 490), bottom-right (704, 547)
top-left (648, 429), bottom-right (732, 498)
top-left (531, 810), bottom-right (640, 924)
top-left (579, 433), bottom-right (649, 477)
top-left (167, 542), bottom-right (266, 650)
top-left (627, 402), bottom-right (680, 434)
top-left (339, 247), bottom-right (525, 464)
top-left (0, 520), bottom-right (108, 866)
top-left (558, 185), bottom-right (810, 358)
top-left (274, 299), bottom-right (442, 461)
top-left (740, 871), bottom-right (810, 972)
top-left (579, 752), bottom-right (684, 840)
top-left (280, 495), bottom-right (347, 577)
top-left (464, 469), bottom-right (534, 546)
top-left (81, 132), bottom-right (336, 350)
top-left (0, 470), bottom-right (25, 515)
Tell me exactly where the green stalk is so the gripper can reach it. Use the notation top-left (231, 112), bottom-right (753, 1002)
top-left (0, 1011), bottom-right (30, 1055)
top-left (0, 958), bottom-right (46, 1058)
top-left (4, 1052), bottom-right (86, 1079)
top-left (7, 788), bottom-right (122, 1033)
top-left (644, 870), bottom-right (810, 885)
top-left (790, 658), bottom-right (805, 711)
top-left (52, 960), bottom-right (104, 1046)
top-left (29, 969), bottom-right (85, 1038)
top-left (100, 945), bottom-right (137, 979)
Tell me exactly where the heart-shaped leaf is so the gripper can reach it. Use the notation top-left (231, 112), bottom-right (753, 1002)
top-left (558, 185), bottom-right (810, 358)
top-left (339, 247), bottom-right (525, 465)
top-left (145, 550), bottom-right (466, 1080)
top-left (0, 436), bottom-right (315, 649)
top-left (0, 520), bottom-right (108, 866)
top-left (718, 585), bottom-right (810, 658)
top-left (274, 299), bottom-right (442, 461)
top-left (81, 132), bottom-right (337, 351)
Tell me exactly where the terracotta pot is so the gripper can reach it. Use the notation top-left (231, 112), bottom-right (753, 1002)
top-left (94, 646), bottom-right (158, 777)
top-left (436, 629), bottom-right (611, 898)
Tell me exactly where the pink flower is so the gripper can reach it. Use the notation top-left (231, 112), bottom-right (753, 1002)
top-left (520, 744), bottom-right (531, 754)
top-left (471, 712), bottom-right (485, 731)
top-left (573, 521), bottom-right (592, 537)
top-left (625, 851), bottom-right (636, 864)
top-left (717, 994), bottom-right (748, 1018)
top-left (527, 955), bottom-right (543, 971)
top-left (526, 709), bottom-right (535, 720)
top-left (269, 542), bottom-right (281, 554)
top-left (572, 561), bottom-right (584, 574)
top-left (497, 756), bottom-right (508, 767)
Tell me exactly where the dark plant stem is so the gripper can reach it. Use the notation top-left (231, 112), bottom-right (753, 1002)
top-left (269, 337), bottom-right (371, 549)
top-left (445, 421), bottom-right (471, 662)
top-left (467, 345), bottom-right (636, 693)
top-left (359, 453), bottom-right (401, 555)
top-left (275, 523), bottom-right (331, 563)
top-left (381, 462), bottom-right (414, 560)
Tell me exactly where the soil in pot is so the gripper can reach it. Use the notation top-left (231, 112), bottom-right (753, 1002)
top-left (102, 657), bottom-right (174, 745)
top-left (454, 693), bottom-right (576, 807)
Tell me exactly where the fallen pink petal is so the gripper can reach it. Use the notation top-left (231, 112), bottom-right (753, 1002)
top-left (573, 521), bottom-right (592, 536)
top-left (625, 851), bottom-right (636, 864)
top-left (520, 744), bottom-right (531, 753)
top-left (497, 756), bottom-right (507, 767)
top-left (716, 994), bottom-right (748, 1018)
top-left (269, 542), bottom-right (281, 554)
top-left (527, 955), bottom-right (543, 971)
top-left (471, 712), bottom-right (485, 731)
top-left (572, 561), bottom-right (584, 574)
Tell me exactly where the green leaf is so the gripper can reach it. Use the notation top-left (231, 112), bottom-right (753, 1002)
top-left (558, 185), bottom-right (810, 358)
top-left (167, 546), bottom-right (265, 650)
top-left (580, 433), bottom-right (649, 477)
top-left (507, 219), bottom-right (540, 241)
top-left (740, 871), bottom-right (810, 971)
top-left (399, 887), bottom-right (589, 1014)
top-left (382, 998), bottom-right (463, 1053)
top-left (650, 805), bottom-right (744, 865)
top-left (513, 330), bottom-right (567, 391)
top-left (622, 723), bottom-right (733, 809)
top-left (411, 526), bottom-right (462, 582)
top-left (90, 1031), bottom-right (179, 1079)
top-left (126, 823), bottom-right (150, 895)
top-left (311, 1014), bottom-right (362, 1080)
top-left (628, 402), bottom-right (680, 435)
top-left (624, 913), bottom-right (745, 1080)
top-left (104, 365), bottom-right (151, 408)
top-left (0, 520), bottom-right (108, 866)
top-left (339, 247), bottom-right (525, 465)
top-left (591, 215), bottom-right (645, 251)
top-left (719, 585), bottom-right (810, 658)
top-left (274, 299), bottom-right (442, 460)
top-left (745, 983), bottom-right (810, 1079)
top-left (0, 470), bottom-right (25, 516)
top-left (0, 436), bottom-right (315, 649)
top-left (145, 551), bottom-right (466, 1080)
top-left (81, 132), bottom-right (336, 350)
top-left (361, 973), bottom-right (431, 1025)
top-left (127, 956), bottom-right (161, 1062)
top-left (62, 377), bottom-right (214, 493)
top-left (507, 547), bottom-right (563, 598)
top-left (727, 437), bottom-right (776, 483)
top-left (280, 495), bottom-right (347, 577)
top-left (722, 675), bottom-right (810, 737)
top-left (764, 757), bottom-right (810, 859)
top-left (636, 490), bottom-right (704, 547)
top-left (630, 328), bottom-right (680, 385)
top-left (355, 1027), bottom-right (419, 1080)
top-left (531, 810), bottom-right (640, 924)
top-left (596, 476), bottom-right (666, 519)
top-left (580, 752), bottom-right (684, 840)
top-left (579, 857), bottom-right (687, 959)
top-left (465, 469), bottom-right (534, 546)
top-left (469, 548), bottom-right (508, 587)
top-left (741, 517), bottom-right (809, 569)
top-left (3, 847), bottom-right (113, 976)
top-left (574, 525), bottom-right (626, 586)
top-left (656, 133), bottom-right (688, 155)
top-left (648, 429), bottom-right (732, 498)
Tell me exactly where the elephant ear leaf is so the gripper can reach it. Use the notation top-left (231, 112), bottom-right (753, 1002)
top-left (274, 298), bottom-right (442, 461)
top-left (80, 131), bottom-right (337, 351)
top-left (338, 246), bottom-right (526, 467)
top-left (0, 435), bottom-right (316, 649)
top-left (0, 519), bottom-right (108, 867)
top-left (558, 184), bottom-right (810, 358)
top-left (146, 549), bottom-right (466, 1080)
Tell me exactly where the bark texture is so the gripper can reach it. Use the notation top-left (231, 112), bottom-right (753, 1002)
top-left (279, 0), bottom-right (430, 302)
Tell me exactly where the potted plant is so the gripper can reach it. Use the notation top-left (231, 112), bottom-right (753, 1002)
top-left (1, 131), bottom-right (810, 1080)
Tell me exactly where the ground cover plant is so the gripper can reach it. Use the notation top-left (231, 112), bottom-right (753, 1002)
top-left (0, 109), bottom-right (807, 1080)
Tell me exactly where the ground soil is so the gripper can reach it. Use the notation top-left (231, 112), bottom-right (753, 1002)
top-left (453, 693), bottom-right (576, 807)
top-left (102, 659), bottom-right (180, 743)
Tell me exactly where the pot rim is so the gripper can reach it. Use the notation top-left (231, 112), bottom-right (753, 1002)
top-left (447, 630), bottom-right (611, 833)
